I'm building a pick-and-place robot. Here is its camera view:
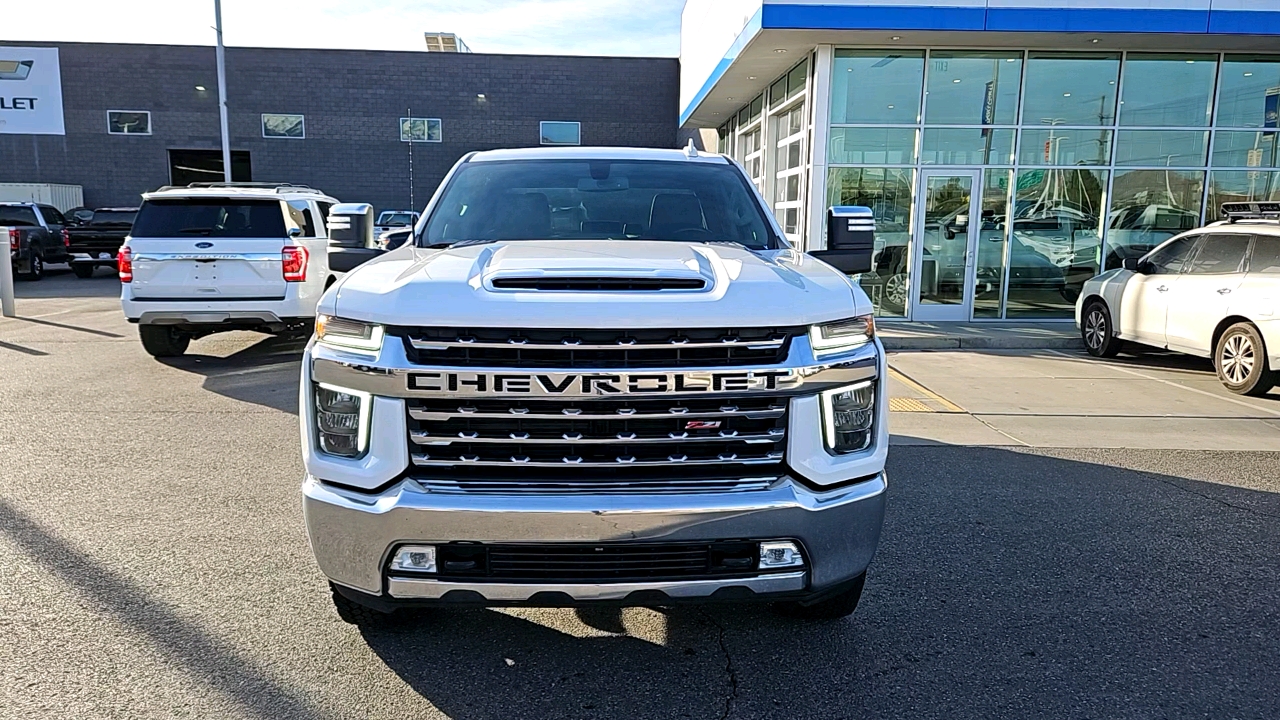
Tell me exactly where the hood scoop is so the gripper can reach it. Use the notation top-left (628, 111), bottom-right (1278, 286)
top-left (490, 276), bottom-right (706, 291)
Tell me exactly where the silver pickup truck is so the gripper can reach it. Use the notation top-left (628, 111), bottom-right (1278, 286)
top-left (300, 146), bottom-right (889, 625)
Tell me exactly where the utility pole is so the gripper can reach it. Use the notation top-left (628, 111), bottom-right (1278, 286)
top-left (214, 0), bottom-right (232, 182)
top-left (407, 108), bottom-right (415, 211)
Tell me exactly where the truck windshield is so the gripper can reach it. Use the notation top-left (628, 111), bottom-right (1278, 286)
top-left (89, 210), bottom-right (137, 225)
top-left (0, 206), bottom-right (39, 227)
top-left (423, 159), bottom-right (778, 249)
top-left (378, 212), bottom-right (415, 226)
top-left (132, 199), bottom-right (286, 238)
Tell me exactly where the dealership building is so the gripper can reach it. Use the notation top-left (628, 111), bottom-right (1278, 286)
top-left (0, 41), bottom-right (678, 212)
top-left (681, 0), bottom-right (1280, 320)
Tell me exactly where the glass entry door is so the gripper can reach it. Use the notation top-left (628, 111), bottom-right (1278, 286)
top-left (911, 170), bottom-right (984, 321)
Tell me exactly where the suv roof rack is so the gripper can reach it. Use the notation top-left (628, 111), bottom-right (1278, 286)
top-left (153, 182), bottom-right (326, 195)
top-left (1222, 201), bottom-right (1280, 222)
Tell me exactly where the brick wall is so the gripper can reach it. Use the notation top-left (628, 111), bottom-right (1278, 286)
top-left (0, 42), bottom-right (680, 209)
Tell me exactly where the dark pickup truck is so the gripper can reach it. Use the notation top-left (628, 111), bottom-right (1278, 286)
top-left (66, 207), bottom-right (137, 278)
top-left (1, 202), bottom-right (72, 281)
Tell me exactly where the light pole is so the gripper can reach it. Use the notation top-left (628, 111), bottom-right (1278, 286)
top-left (214, 0), bottom-right (232, 183)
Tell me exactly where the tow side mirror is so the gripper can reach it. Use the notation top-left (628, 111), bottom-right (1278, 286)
top-left (809, 206), bottom-right (875, 275)
top-left (327, 203), bottom-right (374, 249)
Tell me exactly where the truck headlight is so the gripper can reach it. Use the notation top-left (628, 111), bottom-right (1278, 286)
top-left (316, 314), bottom-right (384, 353)
top-left (314, 383), bottom-right (371, 458)
top-left (820, 381), bottom-right (875, 454)
top-left (809, 315), bottom-right (874, 357)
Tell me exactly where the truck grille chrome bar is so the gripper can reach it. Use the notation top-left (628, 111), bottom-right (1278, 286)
top-left (405, 394), bottom-right (787, 479)
top-left (414, 476), bottom-right (779, 495)
top-left (390, 326), bottom-right (803, 369)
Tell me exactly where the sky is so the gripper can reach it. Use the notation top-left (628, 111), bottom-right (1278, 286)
top-left (4, 0), bottom-right (685, 57)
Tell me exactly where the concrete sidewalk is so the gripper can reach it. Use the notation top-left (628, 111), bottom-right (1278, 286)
top-left (878, 320), bottom-right (1081, 351)
top-left (888, 348), bottom-right (1280, 451)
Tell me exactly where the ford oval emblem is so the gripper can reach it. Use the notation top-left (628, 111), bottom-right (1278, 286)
top-left (195, 242), bottom-right (214, 249)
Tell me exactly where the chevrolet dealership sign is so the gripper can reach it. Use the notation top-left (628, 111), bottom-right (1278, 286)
top-left (0, 47), bottom-right (65, 135)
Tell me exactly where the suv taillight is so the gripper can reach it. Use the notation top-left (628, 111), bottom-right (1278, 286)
top-left (118, 246), bottom-right (133, 282)
top-left (62, 227), bottom-right (71, 247)
top-left (8, 228), bottom-right (17, 251)
top-left (282, 245), bottom-right (308, 282)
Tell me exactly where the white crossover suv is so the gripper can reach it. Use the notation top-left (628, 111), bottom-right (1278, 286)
top-left (1077, 202), bottom-right (1280, 396)
top-left (120, 183), bottom-right (341, 357)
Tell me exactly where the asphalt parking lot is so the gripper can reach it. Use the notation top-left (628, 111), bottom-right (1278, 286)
top-left (3, 270), bottom-right (1279, 719)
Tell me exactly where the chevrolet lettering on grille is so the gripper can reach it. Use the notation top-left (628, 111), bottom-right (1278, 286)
top-left (406, 370), bottom-right (798, 396)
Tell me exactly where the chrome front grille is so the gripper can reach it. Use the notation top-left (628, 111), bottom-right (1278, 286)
top-left (405, 395), bottom-right (788, 481)
top-left (390, 326), bottom-right (803, 368)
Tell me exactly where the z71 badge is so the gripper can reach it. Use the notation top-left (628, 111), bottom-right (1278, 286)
top-left (406, 370), bottom-right (796, 396)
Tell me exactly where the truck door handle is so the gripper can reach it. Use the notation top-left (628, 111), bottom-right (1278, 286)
top-left (1217, 288), bottom-right (1232, 295)
top-left (1157, 285), bottom-right (1169, 292)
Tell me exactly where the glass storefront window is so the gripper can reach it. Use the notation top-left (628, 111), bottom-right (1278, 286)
top-left (921, 128), bottom-right (1015, 165)
top-left (1217, 55), bottom-right (1280, 128)
top-left (1207, 171), bottom-right (1280, 220)
top-left (974, 170), bottom-right (1012, 318)
top-left (827, 167), bottom-right (915, 317)
top-left (924, 51), bottom-right (1022, 125)
top-left (1105, 170), bottom-right (1204, 269)
top-left (1006, 168), bottom-right (1106, 318)
top-left (1114, 130), bottom-right (1209, 166)
top-left (1019, 128), bottom-right (1113, 166)
top-left (1119, 53), bottom-right (1217, 127)
top-left (829, 127), bottom-right (918, 165)
top-left (1022, 52), bottom-right (1120, 127)
top-left (1211, 131), bottom-right (1279, 168)
top-left (831, 50), bottom-right (924, 125)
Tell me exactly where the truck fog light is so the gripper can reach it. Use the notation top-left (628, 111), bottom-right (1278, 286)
top-left (759, 541), bottom-right (804, 569)
top-left (390, 545), bottom-right (437, 573)
top-left (820, 380), bottom-right (875, 455)
top-left (315, 383), bottom-right (371, 458)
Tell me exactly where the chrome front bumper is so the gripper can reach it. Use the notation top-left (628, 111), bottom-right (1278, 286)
top-left (303, 473), bottom-right (887, 604)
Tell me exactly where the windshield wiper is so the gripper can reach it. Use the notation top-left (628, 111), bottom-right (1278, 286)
top-left (177, 227), bottom-right (213, 235)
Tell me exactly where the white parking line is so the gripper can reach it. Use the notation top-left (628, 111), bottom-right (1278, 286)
top-left (1044, 349), bottom-right (1280, 418)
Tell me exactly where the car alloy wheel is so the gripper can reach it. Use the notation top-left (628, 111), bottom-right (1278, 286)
top-left (884, 273), bottom-right (908, 307)
top-left (1084, 308), bottom-right (1108, 351)
top-left (1220, 333), bottom-right (1255, 385)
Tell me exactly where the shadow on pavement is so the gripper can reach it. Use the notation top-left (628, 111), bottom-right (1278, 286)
top-left (13, 267), bottom-right (122, 299)
top-left (0, 497), bottom-right (331, 720)
top-left (357, 445), bottom-right (1280, 720)
top-left (1039, 347), bottom-right (1280, 400)
top-left (161, 333), bottom-right (307, 414)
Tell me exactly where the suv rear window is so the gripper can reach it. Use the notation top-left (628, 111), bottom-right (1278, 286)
top-left (132, 199), bottom-right (286, 238)
top-left (0, 206), bottom-right (40, 227)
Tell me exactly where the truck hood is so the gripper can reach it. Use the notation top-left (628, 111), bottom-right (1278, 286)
top-left (328, 240), bottom-right (869, 328)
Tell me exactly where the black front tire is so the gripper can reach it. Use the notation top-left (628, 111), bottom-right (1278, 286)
top-left (1215, 322), bottom-right (1276, 396)
top-left (138, 325), bottom-right (191, 358)
top-left (331, 585), bottom-right (397, 627)
top-left (71, 263), bottom-right (96, 279)
top-left (773, 572), bottom-right (866, 620)
top-left (1081, 301), bottom-right (1121, 358)
top-left (19, 252), bottom-right (44, 281)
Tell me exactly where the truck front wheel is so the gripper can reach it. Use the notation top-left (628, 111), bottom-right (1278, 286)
top-left (331, 585), bottom-right (397, 627)
top-left (773, 572), bottom-right (866, 620)
top-left (138, 325), bottom-right (191, 358)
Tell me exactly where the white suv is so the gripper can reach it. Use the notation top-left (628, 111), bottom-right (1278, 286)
top-left (1077, 202), bottom-right (1280, 396)
top-left (120, 183), bottom-right (341, 357)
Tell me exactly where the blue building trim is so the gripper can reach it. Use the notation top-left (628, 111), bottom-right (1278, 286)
top-left (983, 7), bottom-right (1208, 34)
top-left (679, 7), bottom-right (763, 127)
top-left (761, 4), bottom-right (986, 31)
top-left (1208, 9), bottom-right (1280, 35)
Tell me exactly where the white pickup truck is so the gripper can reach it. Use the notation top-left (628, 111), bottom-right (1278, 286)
top-left (300, 147), bottom-right (889, 625)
